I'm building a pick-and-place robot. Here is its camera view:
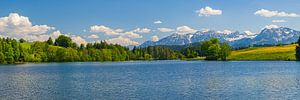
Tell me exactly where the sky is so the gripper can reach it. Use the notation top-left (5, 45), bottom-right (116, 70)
top-left (1, 0), bottom-right (300, 46)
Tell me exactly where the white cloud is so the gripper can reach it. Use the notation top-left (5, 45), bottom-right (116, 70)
top-left (272, 20), bottom-right (287, 23)
top-left (71, 36), bottom-right (87, 45)
top-left (158, 28), bottom-right (174, 33)
top-left (90, 25), bottom-right (120, 35)
top-left (51, 30), bottom-right (62, 39)
top-left (0, 13), bottom-right (54, 41)
top-left (255, 9), bottom-right (299, 17)
top-left (154, 20), bottom-right (162, 24)
top-left (265, 24), bottom-right (279, 29)
top-left (87, 34), bottom-right (99, 39)
top-left (122, 31), bottom-right (143, 39)
top-left (24, 34), bottom-right (50, 42)
top-left (132, 28), bottom-right (151, 33)
top-left (176, 26), bottom-right (197, 34)
top-left (50, 31), bottom-right (87, 45)
top-left (196, 6), bottom-right (222, 16)
top-left (88, 25), bottom-right (151, 40)
top-left (151, 35), bottom-right (159, 42)
top-left (115, 29), bottom-right (124, 33)
top-left (106, 36), bottom-right (139, 46)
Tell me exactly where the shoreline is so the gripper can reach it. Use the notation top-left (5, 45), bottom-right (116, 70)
top-left (0, 59), bottom-right (298, 65)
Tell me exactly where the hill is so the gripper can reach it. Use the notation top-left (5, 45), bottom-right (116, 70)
top-left (228, 44), bottom-right (297, 61)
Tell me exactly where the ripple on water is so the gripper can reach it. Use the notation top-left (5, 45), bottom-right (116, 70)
top-left (0, 61), bottom-right (300, 99)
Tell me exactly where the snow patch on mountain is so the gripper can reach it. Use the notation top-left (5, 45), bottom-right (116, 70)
top-left (140, 27), bottom-right (300, 48)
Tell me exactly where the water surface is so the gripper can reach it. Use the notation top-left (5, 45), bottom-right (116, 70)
top-left (1, 61), bottom-right (300, 99)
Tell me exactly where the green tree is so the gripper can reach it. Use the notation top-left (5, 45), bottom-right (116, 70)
top-left (0, 52), bottom-right (6, 64)
top-left (80, 44), bottom-right (85, 50)
top-left (55, 35), bottom-right (73, 48)
top-left (5, 47), bottom-right (15, 64)
top-left (46, 37), bottom-right (54, 45)
top-left (200, 38), bottom-right (232, 60)
top-left (206, 43), bottom-right (221, 60)
top-left (19, 38), bottom-right (26, 43)
top-left (296, 37), bottom-right (300, 60)
top-left (219, 43), bottom-right (231, 61)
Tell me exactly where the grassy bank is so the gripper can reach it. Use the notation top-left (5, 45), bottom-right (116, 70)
top-left (181, 57), bottom-right (206, 61)
top-left (228, 44), bottom-right (297, 61)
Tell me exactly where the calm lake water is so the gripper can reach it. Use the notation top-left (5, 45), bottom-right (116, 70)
top-left (1, 61), bottom-right (300, 100)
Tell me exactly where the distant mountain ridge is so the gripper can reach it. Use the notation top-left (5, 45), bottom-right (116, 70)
top-left (140, 27), bottom-right (300, 48)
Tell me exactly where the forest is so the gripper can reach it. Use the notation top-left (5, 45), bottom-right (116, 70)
top-left (0, 35), bottom-right (232, 64)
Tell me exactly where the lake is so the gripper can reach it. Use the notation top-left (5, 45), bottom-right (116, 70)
top-left (1, 61), bottom-right (300, 99)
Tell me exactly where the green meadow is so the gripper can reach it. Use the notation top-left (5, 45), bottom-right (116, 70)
top-left (228, 44), bottom-right (297, 61)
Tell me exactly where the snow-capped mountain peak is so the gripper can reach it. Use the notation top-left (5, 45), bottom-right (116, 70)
top-left (140, 27), bottom-right (300, 48)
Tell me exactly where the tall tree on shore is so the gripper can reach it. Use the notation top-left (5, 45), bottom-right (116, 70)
top-left (183, 38), bottom-right (231, 60)
top-left (296, 37), bottom-right (300, 60)
top-left (54, 35), bottom-right (73, 48)
top-left (219, 42), bottom-right (231, 61)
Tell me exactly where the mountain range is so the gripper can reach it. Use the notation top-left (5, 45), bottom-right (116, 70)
top-left (140, 27), bottom-right (300, 48)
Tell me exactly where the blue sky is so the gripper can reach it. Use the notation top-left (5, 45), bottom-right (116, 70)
top-left (1, 0), bottom-right (300, 46)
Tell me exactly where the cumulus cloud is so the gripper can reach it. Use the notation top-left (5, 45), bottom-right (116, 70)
top-left (122, 31), bottom-right (143, 39)
top-left (50, 30), bottom-right (87, 45)
top-left (272, 20), bottom-right (287, 23)
top-left (176, 26), bottom-right (197, 34)
top-left (0, 13), bottom-right (54, 41)
top-left (71, 36), bottom-right (87, 45)
top-left (87, 34), bottom-right (99, 39)
top-left (115, 29), bottom-right (124, 33)
top-left (265, 24), bottom-right (279, 29)
top-left (158, 28), bottom-right (174, 33)
top-left (196, 6), bottom-right (222, 16)
top-left (255, 9), bottom-right (299, 17)
top-left (24, 34), bottom-right (50, 42)
top-left (106, 36), bottom-right (139, 46)
top-left (154, 20), bottom-right (162, 24)
top-left (151, 35), bottom-right (159, 42)
top-left (50, 30), bottom-right (62, 39)
top-left (90, 25), bottom-right (120, 35)
top-left (132, 28), bottom-right (151, 33)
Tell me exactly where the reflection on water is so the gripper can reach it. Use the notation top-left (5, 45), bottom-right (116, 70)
top-left (1, 61), bottom-right (300, 99)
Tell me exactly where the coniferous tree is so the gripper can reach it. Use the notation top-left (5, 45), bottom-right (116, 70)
top-left (46, 37), bottom-right (54, 45)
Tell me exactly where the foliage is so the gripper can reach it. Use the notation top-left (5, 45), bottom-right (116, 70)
top-left (54, 35), bottom-right (75, 48)
top-left (181, 38), bottom-right (231, 60)
top-left (132, 46), bottom-right (181, 60)
top-left (296, 37), bottom-right (300, 61)
top-left (0, 36), bottom-right (233, 64)
top-left (19, 38), bottom-right (26, 43)
top-left (0, 36), bottom-right (131, 64)
top-left (47, 37), bottom-right (54, 45)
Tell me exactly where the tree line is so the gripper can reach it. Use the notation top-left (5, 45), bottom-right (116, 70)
top-left (0, 35), bottom-right (232, 64)
top-left (181, 38), bottom-right (231, 60)
top-left (296, 37), bottom-right (300, 61)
